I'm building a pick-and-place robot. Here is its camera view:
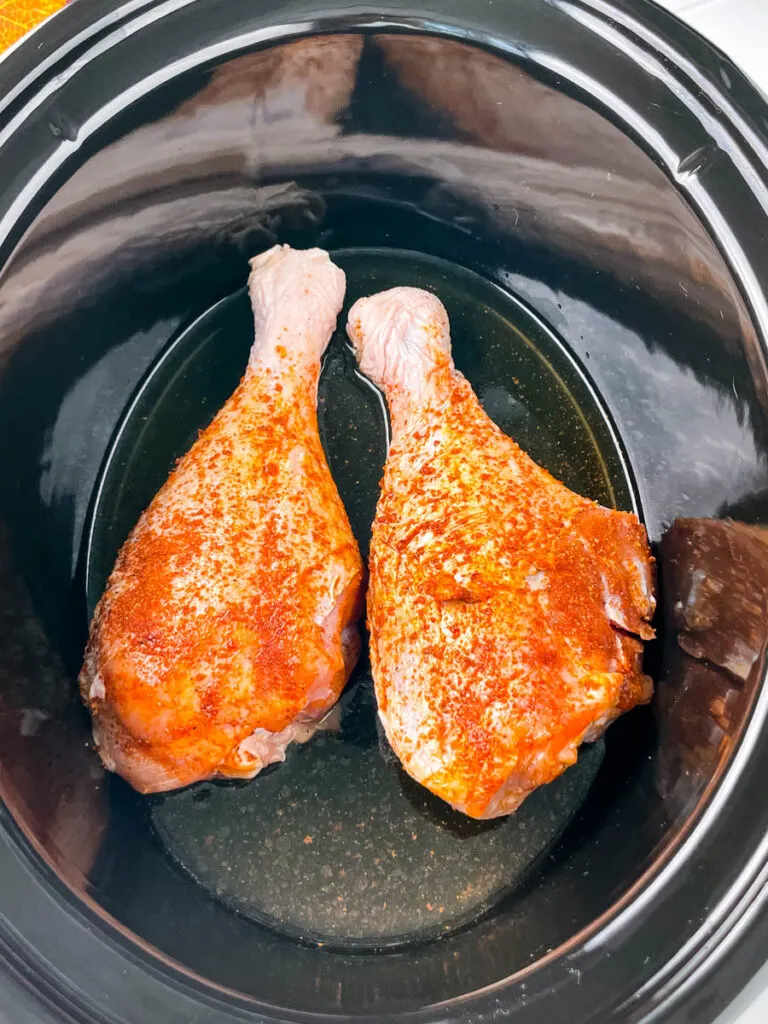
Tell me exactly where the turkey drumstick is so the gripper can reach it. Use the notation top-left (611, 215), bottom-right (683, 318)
top-left (347, 286), bottom-right (655, 819)
top-left (80, 246), bottom-right (364, 793)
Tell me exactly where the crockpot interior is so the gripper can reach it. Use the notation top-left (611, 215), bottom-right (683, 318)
top-left (0, 26), bottom-right (767, 1016)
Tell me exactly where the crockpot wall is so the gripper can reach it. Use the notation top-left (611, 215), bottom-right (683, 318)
top-left (1, 1), bottom-right (768, 1022)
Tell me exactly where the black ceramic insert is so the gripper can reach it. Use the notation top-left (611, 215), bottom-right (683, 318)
top-left (1, 3), bottom-right (768, 1023)
top-left (85, 247), bottom-right (623, 948)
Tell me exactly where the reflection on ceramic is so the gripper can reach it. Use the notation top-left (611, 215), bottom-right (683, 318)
top-left (500, 274), bottom-right (768, 537)
top-left (0, 525), bottom-right (108, 883)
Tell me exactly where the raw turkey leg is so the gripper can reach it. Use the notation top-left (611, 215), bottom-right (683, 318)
top-left (80, 246), bottom-right (364, 793)
top-left (347, 286), bottom-right (655, 819)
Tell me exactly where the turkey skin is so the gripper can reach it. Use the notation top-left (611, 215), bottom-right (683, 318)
top-left (80, 246), bottom-right (364, 793)
top-left (347, 286), bottom-right (655, 819)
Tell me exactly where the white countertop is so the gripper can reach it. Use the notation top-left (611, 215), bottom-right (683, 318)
top-left (652, 2), bottom-right (768, 1022)
top-left (656, 0), bottom-right (768, 100)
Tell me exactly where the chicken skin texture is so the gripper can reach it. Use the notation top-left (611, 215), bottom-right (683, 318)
top-left (80, 246), bottom-right (364, 793)
top-left (347, 287), bottom-right (655, 819)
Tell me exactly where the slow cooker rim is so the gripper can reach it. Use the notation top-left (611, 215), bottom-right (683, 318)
top-left (1, 1), bottom-right (768, 1022)
top-left (0, 0), bottom-right (172, 124)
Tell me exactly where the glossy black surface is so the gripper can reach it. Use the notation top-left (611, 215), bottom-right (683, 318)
top-left (0, 0), bottom-right (768, 1022)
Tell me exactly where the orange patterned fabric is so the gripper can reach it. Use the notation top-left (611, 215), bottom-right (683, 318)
top-left (0, 0), bottom-right (67, 54)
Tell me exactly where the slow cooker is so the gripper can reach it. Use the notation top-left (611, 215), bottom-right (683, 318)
top-left (2, 0), bottom-right (768, 1021)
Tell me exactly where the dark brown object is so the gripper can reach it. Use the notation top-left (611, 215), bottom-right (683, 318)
top-left (661, 518), bottom-right (768, 686)
top-left (656, 518), bottom-right (768, 814)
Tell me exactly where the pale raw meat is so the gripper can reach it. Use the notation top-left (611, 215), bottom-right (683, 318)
top-left (348, 286), bottom-right (655, 819)
top-left (80, 246), bottom-right (364, 793)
